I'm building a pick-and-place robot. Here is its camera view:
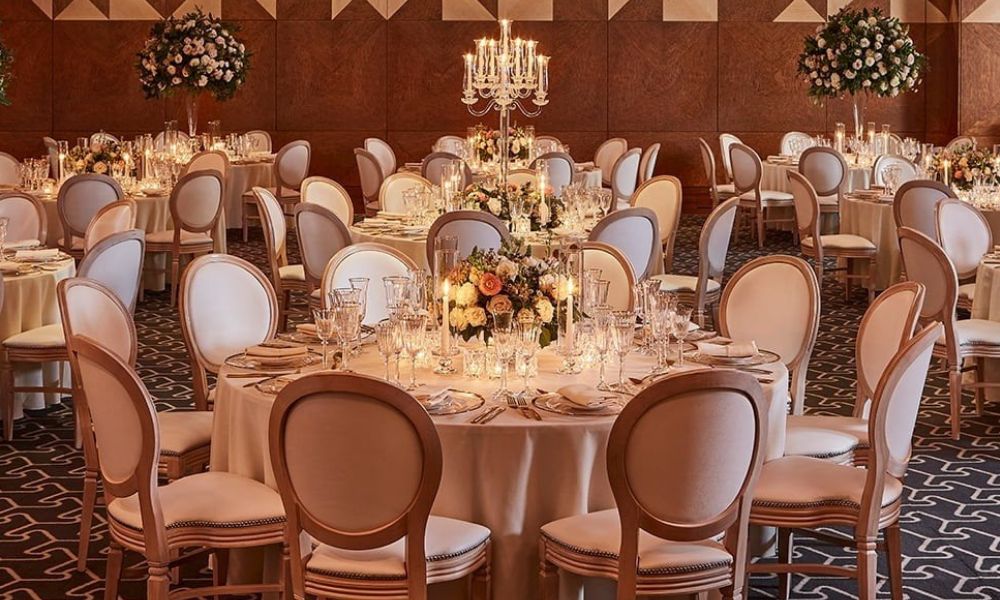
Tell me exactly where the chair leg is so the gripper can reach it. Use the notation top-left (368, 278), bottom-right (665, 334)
top-left (147, 561), bottom-right (171, 600)
top-left (974, 358), bottom-right (986, 416)
top-left (472, 541), bottom-right (491, 600)
top-left (885, 523), bottom-right (904, 600)
top-left (856, 540), bottom-right (878, 600)
top-left (868, 256), bottom-right (876, 304)
top-left (104, 541), bottom-right (124, 600)
top-left (756, 209), bottom-right (765, 250)
top-left (949, 367), bottom-right (963, 440)
top-left (169, 254), bottom-right (181, 307)
top-left (213, 549), bottom-right (229, 600)
top-left (2, 358), bottom-right (14, 441)
top-left (242, 203), bottom-right (250, 243)
top-left (777, 528), bottom-right (792, 600)
top-left (77, 464), bottom-right (99, 572)
top-left (538, 541), bottom-right (559, 600)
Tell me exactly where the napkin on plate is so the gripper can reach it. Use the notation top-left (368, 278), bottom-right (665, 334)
top-left (696, 341), bottom-right (758, 358)
top-left (296, 323), bottom-right (318, 336)
top-left (575, 161), bottom-right (595, 169)
top-left (557, 384), bottom-right (609, 409)
top-left (1, 261), bottom-right (23, 274)
top-left (415, 387), bottom-right (451, 409)
top-left (7, 239), bottom-right (41, 250)
top-left (15, 248), bottom-right (59, 261)
top-left (245, 345), bottom-right (308, 359)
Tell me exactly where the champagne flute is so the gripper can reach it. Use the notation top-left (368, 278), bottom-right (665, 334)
top-left (591, 306), bottom-right (613, 391)
top-left (376, 320), bottom-right (403, 383)
top-left (333, 302), bottom-right (362, 371)
top-left (491, 310), bottom-right (515, 402)
top-left (672, 306), bottom-right (693, 366)
top-left (349, 277), bottom-right (370, 353)
top-left (400, 313), bottom-right (427, 390)
top-left (312, 308), bottom-right (336, 369)
top-left (516, 317), bottom-right (541, 400)
top-left (610, 311), bottom-right (637, 392)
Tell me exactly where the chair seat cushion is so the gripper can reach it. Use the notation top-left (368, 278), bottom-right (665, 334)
top-left (108, 471), bottom-right (284, 531)
top-left (245, 187), bottom-right (301, 201)
top-left (818, 194), bottom-right (839, 206)
top-left (541, 509), bottom-right (732, 576)
top-left (801, 234), bottom-right (876, 251)
top-left (717, 183), bottom-right (736, 194)
top-left (937, 319), bottom-right (1000, 347)
top-left (752, 456), bottom-right (902, 511)
top-left (279, 264), bottom-right (306, 282)
top-left (786, 415), bottom-right (869, 450)
top-left (651, 274), bottom-right (720, 294)
top-left (305, 516), bottom-right (490, 580)
top-left (157, 411), bottom-right (213, 456)
top-left (3, 324), bottom-right (65, 349)
top-left (145, 229), bottom-right (214, 246)
top-left (959, 282), bottom-right (976, 300)
top-left (739, 190), bottom-right (794, 204)
top-left (783, 422), bottom-right (861, 460)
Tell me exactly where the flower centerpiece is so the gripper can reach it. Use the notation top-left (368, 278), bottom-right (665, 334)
top-left (67, 140), bottom-right (126, 176)
top-left (136, 9), bottom-right (250, 135)
top-left (797, 7), bottom-right (926, 135)
top-left (931, 144), bottom-right (996, 191)
top-left (463, 181), bottom-right (564, 231)
top-left (446, 241), bottom-right (565, 347)
top-left (470, 123), bottom-right (532, 165)
top-left (0, 23), bottom-right (13, 106)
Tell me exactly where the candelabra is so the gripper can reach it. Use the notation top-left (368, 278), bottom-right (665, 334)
top-left (462, 19), bottom-right (549, 187)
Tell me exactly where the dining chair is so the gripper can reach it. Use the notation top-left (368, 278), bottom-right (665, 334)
top-left (945, 135), bottom-right (975, 152)
top-left (381, 173), bottom-right (433, 214)
top-left (320, 243), bottom-right (417, 325)
top-left (609, 148), bottom-right (642, 211)
top-left (294, 202), bottom-right (353, 306)
top-left (588, 207), bottom-right (660, 280)
top-left (730, 143), bottom-right (794, 249)
top-left (719, 255), bottom-right (820, 415)
top-left (582, 242), bottom-right (636, 311)
top-left (529, 151), bottom-right (574, 197)
top-left (540, 370), bottom-right (765, 600)
top-left (179, 254), bottom-right (279, 411)
top-left (0, 151), bottom-right (19, 186)
top-left (638, 143), bottom-right (660, 184)
top-left (301, 175), bottom-right (354, 225)
top-left (718, 133), bottom-right (743, 184)
top-left (83, 199), bottom-right (137, 254)
top-left (43, 137), bottom-right (59, 179)
top-left (788, 170), bottom-right (877, 303)
top-left (89, 131), bottom-right (120, 146)
top-left (798, 146), bottom-right (847, 214)
top-left (630, 175), bottom-right (682, 272)
top-left (57, 174), bottom-right (124, 258)
top-left (421, 151), bottom-right (472, 188)
top-left (242, 140), bottom-right (311, 242)
top-left (779, 131), bottom-right (813, 156)
top-left (651, 197), bottom-right (739, 328)
top-left (871, 155), bottom-right (920, 187)
top-left (365, 136), bottom-right (398, 179)
top-left (506, 168), bottom-right (537, 188)
top-left (748, 323), bottom-right (938, 600)
top-left (434, 134), bottom-right (467, 155)
top-left (535, 135), bottom-right (562, 155)
top-left (269, 372), bottom-right (490, 600)
top-left (699, 138), bottom-right (736, 208)
top-left (0, 191), bottom-right (47, 247)
top-left (144, 170), bottom-right (223, 306)
top-left (785, 281), bottom-right (924, 466)
top-left (69, 335), bottom-right (288, 600)
top-left (254, 186), bottom-right (307, 331)
top-left (594, 138), bottom-right (628, 186)
top-left (893, 180), bottom-right (957, 243)
top-left (355, 148), bottom-right (385, 218)
top-left (58, 277), bottom-right (213, 571)
top-left (936, 198), bottom-right (992, 312)
top-left (898, 227), bottom-right (1000, 439)
top-left (245, 129), bottom-right (272, 152)
top-left (78, 229), bottom-right (146, 314)
top-left (426, 210), bottom-right (510, 266)
top-left (181, 149), bottom-right (230, 178)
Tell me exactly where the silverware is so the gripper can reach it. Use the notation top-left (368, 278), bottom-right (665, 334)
top-left (469, 405), bottom-right (500, 424)
top-left (479, 406), bottom-right (506, 424)
top-left (243, 369), bottom-right (301, 388)
top-left (228, 371), bottom-right (295, 379)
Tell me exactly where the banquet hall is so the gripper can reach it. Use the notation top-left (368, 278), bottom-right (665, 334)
top-left (0, 1), bottom-right (998, 599)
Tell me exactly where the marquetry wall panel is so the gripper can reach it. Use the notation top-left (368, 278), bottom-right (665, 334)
top-left (0, 0), bottom-right (967, 207)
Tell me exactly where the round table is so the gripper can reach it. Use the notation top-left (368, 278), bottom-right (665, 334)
top-left (400, 164), bottom-right (603, 189)
top-left (224, 160), bottom-right (274, 227)
top-left (762, 160), bottom-right (870, 194)
top-left (840, 195), bottom-right (899, 290)
top-left (210, 343), bottom-right (789, 600)
top-left (0, 257), bottom-right (75, 414)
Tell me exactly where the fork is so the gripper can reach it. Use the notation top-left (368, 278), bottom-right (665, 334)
top-left (509, 395), bottom-right (542, 420)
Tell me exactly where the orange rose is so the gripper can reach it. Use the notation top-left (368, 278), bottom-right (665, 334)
top-left (478, 272), bottom-right (503, 297)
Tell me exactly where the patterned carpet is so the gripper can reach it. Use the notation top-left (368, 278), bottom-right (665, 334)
top-left (1, 216), bottom-right (998, 600)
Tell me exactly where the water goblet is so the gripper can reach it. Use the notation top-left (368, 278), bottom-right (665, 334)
top-left (590, 306), bottom-right (613, 391)
top-left (375, 320), bottom-right (402, 383)
top-left (672, 306), bottom-right (693, 366)
top-left (400, 313), bottom-right (427, 390)
top-left (490, 310), bottom-right (516, 403)
top-left (515, 317), bottom-right (542, 400)
top-left (610, 311), bottom-right (637, 392)
top-left (383, 275), bottom-right (411, 315)
top-left (312, 308), bottom-right (336, 369)
top-left (333, 302), bottom-right (362, 371)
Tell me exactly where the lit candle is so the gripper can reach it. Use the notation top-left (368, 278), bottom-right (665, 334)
top-left (566, 277), bottom-right (575, 354)
top-left (441, 279), bottom-right (451, 354)
top-left (57, 153), bottom-right (65, 182)
top-left (464, 53), bottom-right (474, 93)
top-left (500, 19), bottom-right (511, 43)
top-left (526, 40), bottom-right (536, 79)
top-left (536, 55), bottom-right (549, 93)
top-left (942, 159), bottom-right (951, 186)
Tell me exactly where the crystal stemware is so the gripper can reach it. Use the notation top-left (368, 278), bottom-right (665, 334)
top-left (400, 313), bottom-right (427, 390)
top-left (333, 302), bottom-right (362, 371)
top-left (672, 306), bottom-right (693, 366)
top-left (590, 307), bottom-right (613, 391)
top-left (491, 310), bottom-right (516, 402)
top-left (375, 319), bottom-right (402, 383)
top-left (515, 317), bottom-right (541, 400)
top-left (312, 308), bottom-right (336, 369)
top-left (610, 311), bottom-right (636, 392)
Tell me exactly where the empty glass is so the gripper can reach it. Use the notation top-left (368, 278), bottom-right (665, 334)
top-left (491, 310), bottom-right (516, 402)
top-left (333, 302), bottom-right (362, 371)
top-left (610, 311), bottom-right (636, 392)
top-left (672, 306), bottom-right (693, 366)
top-left (376, 320), bottom-right (402, 383)
top-left (591, 307), bottom-right (613, 391)
top-left (515, 317), bottom-right (541, 400)
top-left (384, 275), bottom-right (411, 315)
top-left (313, 308), bottom-right (336, 369)
top-left (400, 313), bottom-right (427, 390)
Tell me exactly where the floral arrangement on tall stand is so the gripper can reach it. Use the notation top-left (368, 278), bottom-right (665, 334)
top-left (136, 9), bottom-right (250, 136)
top-left (798, 7), bottom-right (926, 138)
top-left (67, 140), bottom-right (127, 176)
top-left (931, 144), bottom-right (997, 191)
top-left (445, 241), bottom-right (566, 348)
top-left (0, 23), bottom-right (13, 106)
top-left (463, 181), bottom-right (563, 232)
top-left (469, 124), bottom-right (532, 165)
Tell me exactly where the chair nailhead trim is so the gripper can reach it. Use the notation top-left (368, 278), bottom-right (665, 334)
top-left (307, 539), bottom-right (487, 581)
top-left (115, 515), bottom-right (285, 532)
top-left (540, 533), bottom-right (732, 575)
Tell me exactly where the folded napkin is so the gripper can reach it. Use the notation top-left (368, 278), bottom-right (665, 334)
top-left (295, 323), bottom-right (317, 336)
top-left (416, 387), bottom-right (451, 409)
top-left (1, 261), bottom-right (23, 274)
top-left (696, 341), bottom-right (758, 358)
top-left (15, 248), bottom-right (59, 261)
top-left (575, 161), bottom-right (595, 169)
top-left (245, 345), bottom-right (308, 359)
top-left (558, 384), bottom-right (609, 409)
top-left (7, 239), bottom-right (41, 250)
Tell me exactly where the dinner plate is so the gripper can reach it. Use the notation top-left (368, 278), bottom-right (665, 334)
top-left (687, 348), bottom-right (781, 367)
top-left (415, 389), bottom-right (486, 416)
top-left (532, 393), bottom-right (624, 417)
top-left (225, 350), bottom-right (322, 371)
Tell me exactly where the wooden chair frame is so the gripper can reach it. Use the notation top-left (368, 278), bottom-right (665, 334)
top-left (631, 175), bottom-right (683, 273)
top-left (57, 174), bottom-right (124, 258)
top-left (729, 143), bottom-right (794, 249)
top-left (254, 187), bottom-right (308, 331)
top-left (243, 140), bottom-right (311, 241)
top-left (301, 175), bottom-right (355, 225)
top-left (935, 198), bottom-right (993, 311)
top-left (83, 198), bottom-right (138, 254)
top-left (294, 202), bottom-right (353, 294)
top-left (588, 207), bottom-right (660, 280)
top-left (0, 191), bottom-right (48, 245)
top-left (425, 210), bottom-right (510, 268)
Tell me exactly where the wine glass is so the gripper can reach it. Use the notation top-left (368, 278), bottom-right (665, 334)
top-left (384, 275), bottom-right (411, 316)
top-left (515, 317), bottom-right (541, 400)
top-left (312, 308), bottom-right (336, 369)
top-left (672, 306), bottom-right (693, 366)
top-left (491, 310), bottom-right (516, 402)
top-left (375, 319), bottom-right (402, 383)
top-left (333, 302), bottom-right (362, 371)
top-left (400, 313), bottom-right (427, 390)
top-left (349, 277), bottom-right (370, 353)
top-left (591, 307), bottom-right (613, 391)
top-left (610, 311), bottom-right (636, 392)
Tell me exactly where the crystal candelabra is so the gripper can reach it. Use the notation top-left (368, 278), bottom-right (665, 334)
top-left (462, 19), bottom-right (549, 187)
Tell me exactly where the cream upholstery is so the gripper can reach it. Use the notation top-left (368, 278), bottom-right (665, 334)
top-left (718, 134), bottom-right (742, 182)
top-left (322, 244), bottom-right (417, 325)
top-left (57, 174), bottom-right (123, 250)
top-left (530, 152), bottom-right (574, 197)
top-left (588, 208), bottom-right (659, 280)
top-left (937, 199), bottom-right (992, 279)
top-left (183, 150), bottom-right (229, 177)
top-left (541, 509), bottom-right (732, 575)
top-left (653, 274), bottom-right (720, 293)
top-left (84, 201), bottom-right (136, 253)
top-left (3, 323), bottom-right (64, 348)
top-left (301, 176), bottom-right (353, 226)
top-left (799, 147), bottom-right (847, 199)
top-left (364, 137), bottom-right (397, 179)
top-left (594, 138), bottom-right (628, 186)
top-left (157, 411), bottom-right (213, 456)
top-left (433, 135), bottom-right (466, 155)
top-left (872, 155), bottom-right (920, 187)
top-left (609, 148), bottom-right (641, 205)
top-left (753, 456), bottom-right (903, 510)
top-left (939, 319), bottom-right (1000, 346)
top-left (245, 130), bottom-right (272, 152)
top-left (582, 243), bottom-right (635, 311)
top-left (279, 264), bottom-right (305, 282)
top-left (780, 132), bottom-right (813, 156)
top-left (801, 234), bottom-right (876, 250)
top-left (306, 516), bottom-right (489, 580)
top-left (107, 471), bottom-right (284, 531)
top-left (0, 192), bottom-right (46, 244)
top-left (144, 229), bottom-right (212, 245)
top-left (894, 180), bottom-right (957, 242)
top-left (380, 173), bottom-right (432, 214)
top-left (959, 283), bottom-right (976, 301)
top-left (0, 152), bottom-right (20, 186)
top-left (426, 211), bottom-right (509, 266)
top-left (738, 190), bottom-right (793, 203)
top-left (786, 416), bottom-right (868, 452)
top-left (78, 229), bottom-right (146, 313)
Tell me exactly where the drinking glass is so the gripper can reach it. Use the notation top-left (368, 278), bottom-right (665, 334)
top-left (672, 306), bottom-right (693, 366)
top-left (491, 310), bottom-right (516, 402)
top-left (349, 277), bottom-right (370, 352)
top-left (384, 275), bottom-right (411, 315)
top-left (0, 216), bottom-right (8, 260)
top-left (400, 314), bottom-right (427, 390)
top-left (515, 317), bottom-right (541, 400)
top-left (376, 320), bottom-right (402, 383)
top-left (312, 308), bottom-right (336, 369)
top-left (610, 311), bottom-right (636, 392)
top-left (333, 302), bottom-right (362, 371)
top-left (408, 269), bottom-right (429, 314)
top-left (591, 307), bottom-right (613, 391)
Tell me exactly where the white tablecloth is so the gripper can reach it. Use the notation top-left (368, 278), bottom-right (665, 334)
top-left (761, 161), bottom-right (870, 194)
top-left (211, 344), bottom-right (789, 600)
top-left (840, 196), bottom-right (899, 290)
top-left (1, 258), bottom-right (75, 414)
top-left (224, 162), bottom-right (274, 227)
top-left (971, 262), bottom-right (1000, 401)
top-left (401, 164), bottom-right (602, 190)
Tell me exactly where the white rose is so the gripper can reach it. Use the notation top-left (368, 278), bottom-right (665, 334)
top-left (890, 76), bottom-right (900, 87)
top-left (487, 198), bottom-right (502, 215)
top-left (223, 71), bottom-right (234, 82)
top-left (817, 38), bottom-right (826, 48)
top-left (456, 282), bottom-right (478, 307)
top-left (198, 76), bottom-right (208, 87)
top-left (907, 54), bottom-right (915, 65)
top-left (853, 59), bottom-right (862, 70)
top-left (860, 38), bottom-right (870, 48)
top-left (535, 298), bottom-right (554, 324)
top-left (865, 57), bottom-right (875, 67)
top-left (845, 70), bottom-right (855, 79)
top-left (190, 57), bottom-right (200, 67)
top-left (167, 65), bottom-right (176, 75)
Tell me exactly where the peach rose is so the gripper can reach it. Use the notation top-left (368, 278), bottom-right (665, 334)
top-left (487, 294), bottom-right (513, 315)
top-left (478, 272), bottom-right (503, 297)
